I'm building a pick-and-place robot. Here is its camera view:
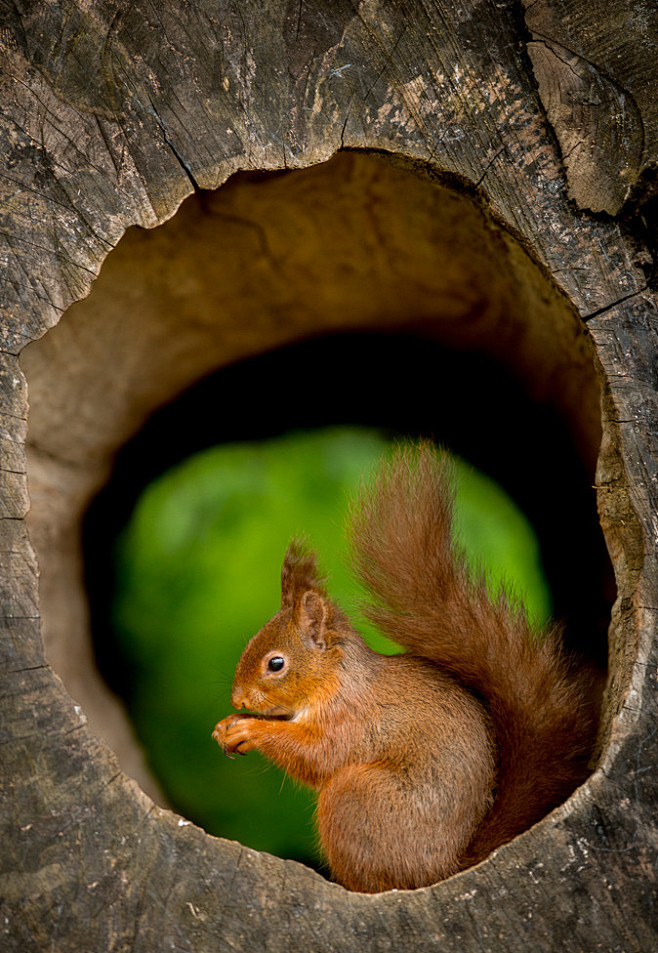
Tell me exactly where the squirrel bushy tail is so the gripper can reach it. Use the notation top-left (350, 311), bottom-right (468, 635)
top-left (350, 441), bottom-right (598, 864)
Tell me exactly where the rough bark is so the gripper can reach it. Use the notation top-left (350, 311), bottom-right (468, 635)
top-left (524, 0), bottom-right (658, 214)
top-left (1, 1), bottom-right (657, 951)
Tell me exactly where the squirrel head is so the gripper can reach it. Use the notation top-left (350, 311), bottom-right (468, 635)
top-left (230, 541), bottom-right (346, 719)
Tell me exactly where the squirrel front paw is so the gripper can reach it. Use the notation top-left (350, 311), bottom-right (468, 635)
top-left (212, 714), bottom-right (256, 758)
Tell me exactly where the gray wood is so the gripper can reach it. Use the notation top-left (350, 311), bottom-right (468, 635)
top-left (1, 1), bottom-right (656, 950)
top-left (524, 0), bottom-right (658, 214)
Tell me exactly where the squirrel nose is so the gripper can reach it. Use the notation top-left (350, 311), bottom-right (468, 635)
top-left (231, 686), bottom-right (247, 710)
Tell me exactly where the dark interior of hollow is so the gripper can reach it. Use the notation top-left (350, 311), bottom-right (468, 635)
top-left (84, 329), bottom-right (612, 707)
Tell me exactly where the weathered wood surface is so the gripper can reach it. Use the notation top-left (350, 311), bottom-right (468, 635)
top-left (1, 2), bottom-right (657, 951)
top-left (524, 0), bottom-right (658, 214)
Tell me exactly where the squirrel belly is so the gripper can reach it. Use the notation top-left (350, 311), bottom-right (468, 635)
top-left (212, 442), bottom-right (598, 892)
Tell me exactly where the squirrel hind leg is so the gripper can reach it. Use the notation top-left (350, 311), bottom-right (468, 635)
top-left (316, 764), bottom-right (465, 893)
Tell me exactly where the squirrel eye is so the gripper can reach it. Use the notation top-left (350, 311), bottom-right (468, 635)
top-left (267, 655), bottom-right (286, 673)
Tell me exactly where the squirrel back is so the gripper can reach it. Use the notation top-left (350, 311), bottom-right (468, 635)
top-left (350, 442), bottom-right (598, 864)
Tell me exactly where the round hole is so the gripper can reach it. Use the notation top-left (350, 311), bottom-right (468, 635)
top-left (21, 151), bottom-right (611, 869)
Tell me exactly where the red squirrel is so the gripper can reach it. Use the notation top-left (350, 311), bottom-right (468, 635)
top-left (212, 443), bottom-right (598, 892)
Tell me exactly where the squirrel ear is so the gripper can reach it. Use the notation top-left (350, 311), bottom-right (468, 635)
top-left (298, 590), bottom-right (330, 650)
top-left (281, 540), bottom-right (327, 610)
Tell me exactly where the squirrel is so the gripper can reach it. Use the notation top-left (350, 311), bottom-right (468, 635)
top-left (212, 442), bottom-right (598, 892)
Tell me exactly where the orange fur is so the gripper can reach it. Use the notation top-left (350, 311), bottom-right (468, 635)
top-left (350, 443), bottom-right (598, 865)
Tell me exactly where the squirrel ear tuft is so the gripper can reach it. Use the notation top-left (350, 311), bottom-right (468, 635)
top-left (298, 590), bottom-right (330, 650)
top-left (281, 539), bottom-right (327, 610)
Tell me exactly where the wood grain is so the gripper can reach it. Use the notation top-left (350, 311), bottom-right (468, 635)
top-left (524, 0), bottom-right (658, 213)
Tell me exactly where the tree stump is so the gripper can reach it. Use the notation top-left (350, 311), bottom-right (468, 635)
top-left (1, 2), bottom-right (657, 951)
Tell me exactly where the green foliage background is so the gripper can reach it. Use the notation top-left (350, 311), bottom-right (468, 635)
top-left (112, 427), bottom-right (551, 868)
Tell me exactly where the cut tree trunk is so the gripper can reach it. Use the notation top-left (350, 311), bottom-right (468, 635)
top-left (1, 2), bottom-right (657, 951)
